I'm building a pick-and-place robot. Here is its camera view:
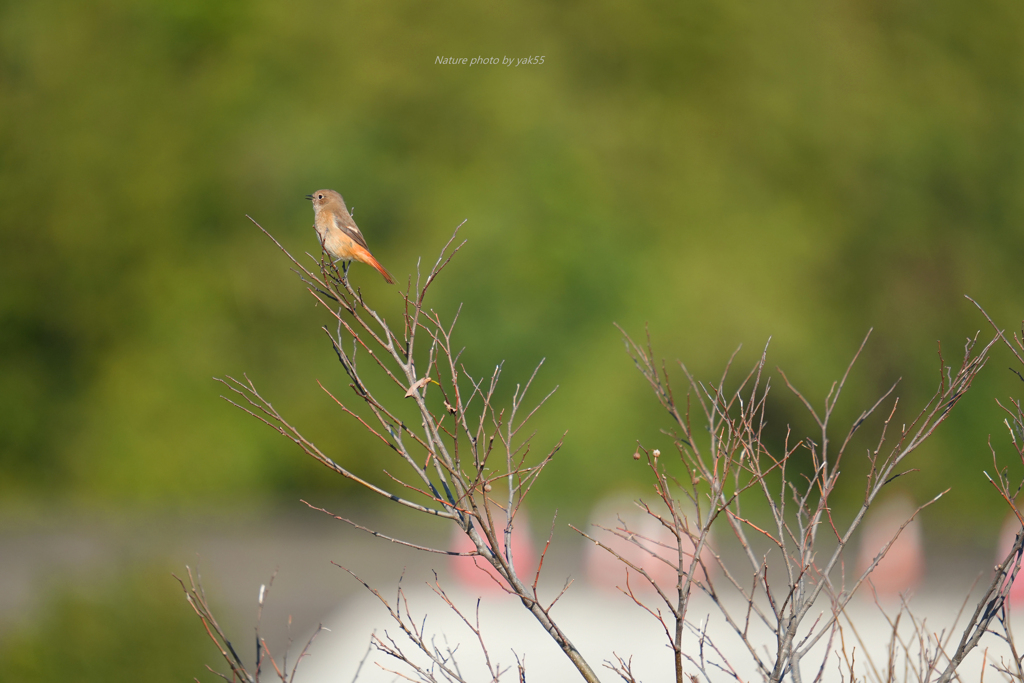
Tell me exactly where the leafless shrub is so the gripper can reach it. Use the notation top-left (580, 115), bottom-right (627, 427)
top-left (182, 219), bottom-right (1024, 683)
top-left (958, 299), bottom-right (1024, 683)
top-left (209, 217), bottom-right (597, 681)
top-left (575, 323), bottom-right (995, 682)
top-left (175, 566), bottom-right (324, 682)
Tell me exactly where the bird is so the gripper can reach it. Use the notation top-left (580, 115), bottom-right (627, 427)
top-left (306, 189), bottom-right (395, 284)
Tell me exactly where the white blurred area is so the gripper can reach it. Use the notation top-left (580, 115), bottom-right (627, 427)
top-left (295, 580), bottom-right (1022, 682)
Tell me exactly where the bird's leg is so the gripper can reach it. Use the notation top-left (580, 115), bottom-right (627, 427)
top-left (342, 259), bottom-right (351, 280)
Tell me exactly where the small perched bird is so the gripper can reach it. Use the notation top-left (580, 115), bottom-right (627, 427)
top-left (306, 189), bottom-right (395, 284)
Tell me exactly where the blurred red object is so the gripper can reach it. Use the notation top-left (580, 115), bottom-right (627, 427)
top-left (997, 512), bottom-right (1024, 604)
top-left (584, 494), bottom-right (715, 593)
top-left (449, 506), bottom-right (536, 593)
top-left (855, 495), bottom-right (924, 601)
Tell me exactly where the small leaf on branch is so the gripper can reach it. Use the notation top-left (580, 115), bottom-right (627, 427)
top-left (404, 376), bottom-right (432, 398)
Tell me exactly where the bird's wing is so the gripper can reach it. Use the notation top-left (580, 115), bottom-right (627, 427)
top-left (333, 213), bottom-right (370, 251)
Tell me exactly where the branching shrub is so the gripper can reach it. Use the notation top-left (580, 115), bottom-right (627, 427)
top-left (180, 224), bottom-right (1024, 683)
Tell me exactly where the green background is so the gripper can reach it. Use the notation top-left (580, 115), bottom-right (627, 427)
top-left (2, 0), bottom-right (1024, 679)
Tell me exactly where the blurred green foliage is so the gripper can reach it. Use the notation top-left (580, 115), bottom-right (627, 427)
top-left (0, 566), bottom-right (214, 682)
top-left (1, 0), bottom-right (1023, 532)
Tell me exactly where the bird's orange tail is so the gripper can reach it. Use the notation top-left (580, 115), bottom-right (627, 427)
top-left (352, 245), bottom-right (395, 284)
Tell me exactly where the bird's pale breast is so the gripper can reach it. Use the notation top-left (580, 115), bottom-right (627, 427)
top-left (320, 223), bottom-right (358, 260)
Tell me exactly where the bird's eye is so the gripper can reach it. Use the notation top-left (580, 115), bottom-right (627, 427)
top-left (318, 194), bottom-right (323, 199)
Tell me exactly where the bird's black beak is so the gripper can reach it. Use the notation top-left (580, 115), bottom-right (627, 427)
top-left (304, 194), bottom-right (314, 200)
